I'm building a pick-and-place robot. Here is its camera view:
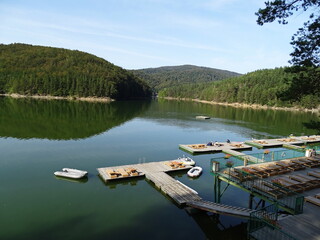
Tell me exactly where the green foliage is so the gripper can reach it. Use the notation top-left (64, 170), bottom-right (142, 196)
top-left (0, 43), bottom-right (152, 99)
top-left (131, 65), bottom-right (240, 91)
top-left (256, 0), bottom-right (320, 67)
top-left (278, 66), bottom-right (320, 107)
top-left (159, 67), bottom-right (320, 109)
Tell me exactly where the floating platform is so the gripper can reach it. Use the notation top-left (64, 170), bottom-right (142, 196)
top-left (222, 149), bottom-right (263, 164)
top-left (295, 135), bottom-right (320, 144)
top-left (179, 142), bottom-right (252, 154)
top-left (98, 159), bottom-right (257, 217)
top-left (245, 135), bottom-right (320, 149)
top-left (98, 159), bottom-right (193, 182)
top-left (196, 116), bottom-right (210, 119)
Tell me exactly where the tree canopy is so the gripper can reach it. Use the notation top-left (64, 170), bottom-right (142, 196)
top-left (131, 65), bottom-right (240, 91)
top-left (256, 0), bottom-right (320, 67)
top-left (158, 67), bottom-right (319, 109)
top-left (255, 1), bottom-right (320, 110)
top-left (0, 43), bottom-right (152, 100)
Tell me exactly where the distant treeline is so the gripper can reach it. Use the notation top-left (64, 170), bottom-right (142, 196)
top-left (0, 43), bottom-right (151, 99)
top-left (131, 65), bottom-right (240, 91)
top-left (158, 68), bottom-right (320, 109)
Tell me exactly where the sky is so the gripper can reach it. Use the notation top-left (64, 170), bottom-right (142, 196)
top-left (0, 0), bottom-right (310, 74)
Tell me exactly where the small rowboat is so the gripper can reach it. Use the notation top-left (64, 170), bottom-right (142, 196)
top-left (62, 168), bottom-right (88, 176)
top-left (187, 166), bottom-right (202, 178)
top-left (54, 168), bottom-right (88, 179)
top-left (178, 156), bottom-right (195, 166)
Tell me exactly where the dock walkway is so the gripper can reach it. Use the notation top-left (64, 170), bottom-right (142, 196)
top-left (245, 135), bottom-right (320, 149)
top-left (179, 142), bottom-right (252, 154)
top-left (98, 159), bottom-right (255, 218)
top-left (187, 200), bottom-right (255, 218)
top-left (222, 149), bottom-right (263, 164)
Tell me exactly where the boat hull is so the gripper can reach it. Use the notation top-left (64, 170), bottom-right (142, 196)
top-left (187, 166), bottom-right (202, 178)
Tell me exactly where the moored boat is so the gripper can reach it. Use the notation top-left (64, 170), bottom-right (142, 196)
top-left (62, 168), bottom-right (88, 176)
top-left (178, 156), bottom-right (195, 166)
top-left (187, 166), bottom-right (202, 178)
top-left (54, 168), bottom-right (88, 179)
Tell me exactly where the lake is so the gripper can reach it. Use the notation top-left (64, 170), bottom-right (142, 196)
top-left (0, 97), bottom-right (318, 240)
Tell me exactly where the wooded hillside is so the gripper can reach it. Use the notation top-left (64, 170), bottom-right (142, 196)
top-left (131, 65), bottom-right (240, 91)
top-left (0, 43), bottom-right (151, 99)
top-left (159, 67), bottom-right (320, 109)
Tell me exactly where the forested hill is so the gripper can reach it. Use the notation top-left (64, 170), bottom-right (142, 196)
top-left (158, 67), bottom-right (320, 109)
top-left (0, 43), bottom-right (151, 99)
top-left (130, 65), bottom-right (241, 91)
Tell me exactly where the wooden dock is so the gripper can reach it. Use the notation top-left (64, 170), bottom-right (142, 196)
top-left (98, 159), bottom-right (192, 182)
top-left (217, 157), bottom-right (320, 239)
top-left (187, 200), bottom-right (254, 218)
top-left (179, 142), bottom-right (252, 154)
top-left (222, 149), bottom-right (263, 164)
top-left (245, 135), bottom-right (320, 149)
top-left (98, 159), bottom-right (256, 218)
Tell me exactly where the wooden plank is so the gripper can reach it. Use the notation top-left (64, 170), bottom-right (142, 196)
top-left (186, 200), bottom-right (253, 218)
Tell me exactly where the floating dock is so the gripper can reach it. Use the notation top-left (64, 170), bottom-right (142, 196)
top-left (98, 159), bottom-right (192, 182)
top-left (97, 159), bottom-right (256, 217)
top-left (215, 156), bottom-right (320, 239)
top-left (245, 135), bottom-right (320, 149)
top-left (222, 149), bottom-right (263, 164)
top-left (196, 116), bottom-right (210, 119)
top-left (179, 142), bottom-right (252, 154)
top-left (98, 135), bottom-right (320, 239)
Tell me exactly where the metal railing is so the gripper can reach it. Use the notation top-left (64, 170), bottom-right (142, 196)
top-left (211, 166), bottom-right (304, 214)
top-left (248, 205), bottom-right (297, 240)
top-left (211, 149), bottom-right (306, 170)
top-left (248, 149), bottom-right (305, 162)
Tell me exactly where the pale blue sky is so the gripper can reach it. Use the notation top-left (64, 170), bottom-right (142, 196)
top-left (0, 0), bottom-right (309, 73)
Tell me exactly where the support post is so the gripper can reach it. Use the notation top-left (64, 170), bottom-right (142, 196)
top-left (214, 176), bottom-right (221, 203)
top-left (249, 194), bottom-right (254, 209)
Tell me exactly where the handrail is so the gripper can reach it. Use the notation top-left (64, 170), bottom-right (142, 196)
top-left (248, 204), bottom-right (297, 240)
top-left (212, 167), bottom-right (304, 214)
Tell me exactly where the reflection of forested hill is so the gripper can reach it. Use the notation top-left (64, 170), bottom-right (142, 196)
top-left (140, 100), bottom-right (318, 137)
top-left (0, 97), bottom-right (150, 140)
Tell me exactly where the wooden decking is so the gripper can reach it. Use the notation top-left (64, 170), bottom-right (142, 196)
top-left (187, 200), bottom-right (255, 218)
top-left (222, 149), bottom-right (263, 164)
top-left (179, 142), bottom-right (252, 154)
top-left (98, 159), bottom-right (256, 218)
top-left (277, 202), bottom-right (320, 240)
top-left (250, 203), bottom-right (320, 240)
top-left (98, 159), bottom-right (192, 182)
top-left (245, 135), bottom-right (320, 149)
top-left (218, 157), bottom-right (320, 239)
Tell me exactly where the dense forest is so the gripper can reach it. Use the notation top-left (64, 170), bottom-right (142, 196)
top-left (158, 67), bottom-right (320, 109)
top-left (0, 43), bottom-right (151, 99)
top-left (131, 65), bottom-right (240, 91)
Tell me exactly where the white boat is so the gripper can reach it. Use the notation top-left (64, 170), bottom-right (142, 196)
top-left (196, 116), bottom-right (210, 119)
top-left (187, 166), bottom-right (202, 178)
top-left (178, 156), bottom-right (195, 166)
top-left (54, 168), bottom-right (88, 179)
top-left (62, 168), bottom-right (88, 176)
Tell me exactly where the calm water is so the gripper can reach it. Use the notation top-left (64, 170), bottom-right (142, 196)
top-left (0, 97), bottom-right (318, 240)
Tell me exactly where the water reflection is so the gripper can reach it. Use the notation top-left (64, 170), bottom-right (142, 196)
top-left (188, 211), bottom-right (247, 240)
top-left (0, 97), bottom-right (150, 140)
top-left (142, 99), bottom-right (319, 137)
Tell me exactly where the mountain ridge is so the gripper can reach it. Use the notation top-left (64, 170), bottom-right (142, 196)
top-left (130, 64), bottom-right (241, 91)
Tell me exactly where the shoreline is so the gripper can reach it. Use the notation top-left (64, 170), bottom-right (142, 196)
top-left (0, 93), bottom-right (114, 102)
top-left (162, 97), bottom-right (320, 114)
